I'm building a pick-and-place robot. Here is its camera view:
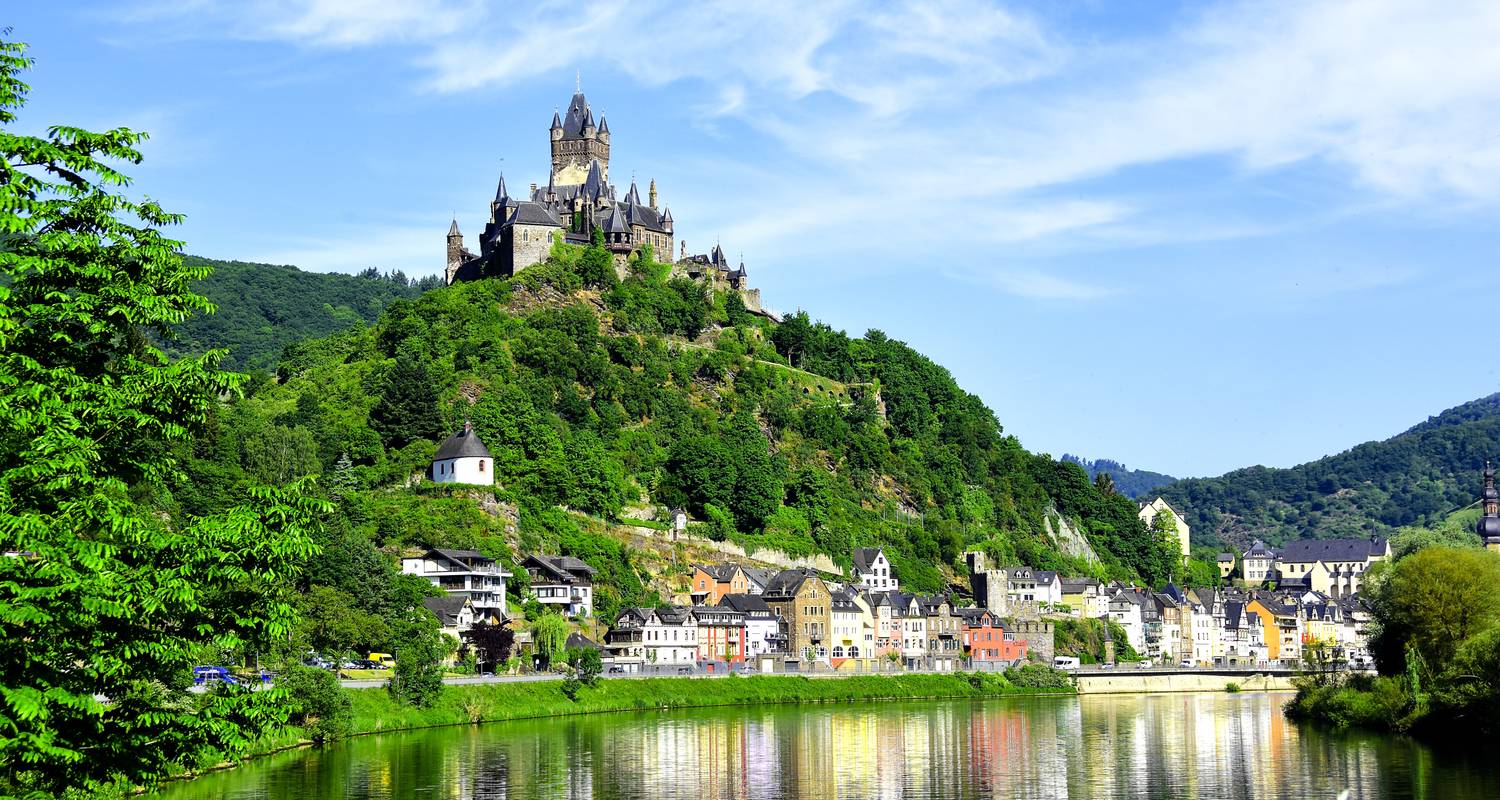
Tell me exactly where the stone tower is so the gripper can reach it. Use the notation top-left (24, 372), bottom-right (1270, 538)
top-left (445, 219), bottom-right (464, 284)
top-left (550, 91), bottom-right (610, 186)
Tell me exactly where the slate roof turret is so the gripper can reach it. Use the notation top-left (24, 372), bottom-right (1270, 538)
top-left (604, 203), bottom-right (630, 234)
top-left (434, 422), bottom-right (492, 460)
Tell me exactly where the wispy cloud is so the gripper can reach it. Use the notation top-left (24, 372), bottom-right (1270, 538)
top-left (111, 0), bottom-right (1500, 285)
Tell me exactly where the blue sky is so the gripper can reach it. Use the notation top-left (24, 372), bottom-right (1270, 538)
top-left (13, 1), bottom-right (1500, 477)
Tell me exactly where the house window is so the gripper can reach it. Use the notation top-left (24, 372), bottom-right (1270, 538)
top-left (479, 460), bottom-right (486, 472)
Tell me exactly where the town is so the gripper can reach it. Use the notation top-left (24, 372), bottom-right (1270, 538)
top-left (390, 423), bottom-right (1418, 678)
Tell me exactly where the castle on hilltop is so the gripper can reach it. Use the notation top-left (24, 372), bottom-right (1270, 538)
top-left (444, 88), bottom-right (762, 313)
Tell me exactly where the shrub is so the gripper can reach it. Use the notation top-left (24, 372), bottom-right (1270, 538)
top-left (1003, 664), bottom-right (1073, 690)
top-left (279, 666), bottom-right (352, 744)
top-left (1225, 682), bottom-right (1241, 693)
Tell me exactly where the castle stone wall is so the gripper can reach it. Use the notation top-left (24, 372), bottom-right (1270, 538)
top-left (1006, 619), bottom-right (1055, 664)
top-left (510, 224), bottom-right (555, 274)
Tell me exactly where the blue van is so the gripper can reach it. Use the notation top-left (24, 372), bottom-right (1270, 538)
top-left (192, 666), bottom-right (239, 686)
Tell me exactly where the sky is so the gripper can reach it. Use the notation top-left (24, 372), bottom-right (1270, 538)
top-left (12, 0), bottom-right (1500, 478)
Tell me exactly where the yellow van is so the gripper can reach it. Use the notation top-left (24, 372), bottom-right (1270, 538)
top-left (367, 652), bottom-right (396, 668)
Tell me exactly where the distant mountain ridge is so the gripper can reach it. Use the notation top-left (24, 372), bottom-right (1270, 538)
top-left (1060, 455), bottom-right (1176, 499)
top-left (1155, 392), bottom-right (1500, 549)
top-left (169, 256), bottom-right (433, 370)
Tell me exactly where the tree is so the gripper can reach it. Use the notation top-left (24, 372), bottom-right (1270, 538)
top-left (1371, 547), bottom-right (1500, 675)
top-left (370, 351), bottom-right (443, 448)
top-left (463, 621), bottom-right (515, 671)
top-left (278, 666), bottom-right (352, 744)
top-left (389, 608), bottom-right (446, 707)
top-left (578, 227), bottom-right (616, 288)
top-left (0, 35), bottom-right (324, 799)
top-left (531, 612), bottom-right (569, 669)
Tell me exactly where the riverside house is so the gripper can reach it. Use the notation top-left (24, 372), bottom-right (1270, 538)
top-left (606, 606), bottom-right (699, 666)
top-left (956, 607), bottom-right (1027, 664)
top-left (690, 564), bottom-right (753, 605)
top-left (761, 569), bottom-right (833, 665)
top-left (693, 604), bottom-right (747, 665)
top-left (401, 547), bottom-right (509, 622)
top-left (718, 593), bottom-right (786, 657)
top-left (522, 554), bottom-right (596, 617)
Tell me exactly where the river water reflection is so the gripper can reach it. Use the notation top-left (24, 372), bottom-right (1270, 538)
top-left (153, 692), bottom-right (1498, 799)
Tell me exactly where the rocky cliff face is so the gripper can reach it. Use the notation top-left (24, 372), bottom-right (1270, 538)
top-left (1044, 506), bottom-right (1102, 567)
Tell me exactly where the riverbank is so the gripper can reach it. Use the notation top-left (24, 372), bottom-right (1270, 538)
top-left (1284, 672), bottom-right (1500, 745)
top-left (344, 671), bottom-right (1073, 736)
top-left (157, 670), bottom-right (1075, 787)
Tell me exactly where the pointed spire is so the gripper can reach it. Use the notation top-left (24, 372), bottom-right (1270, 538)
top-left (662, 205), bottom-right (673, 223)
top-left (599, 115), bottom-right (609, 134)
top-left (625, 180), bottom-right (641, 206)
top-left (448, 218), bottom-right (461, 236)
top-left (605, 203), bottom-right (630, 234)
top-left (494, 172), bottom-right (509, 203)
top-left (551, 109), bottom-right (562, 129)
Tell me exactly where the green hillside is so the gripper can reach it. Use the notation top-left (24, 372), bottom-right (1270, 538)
top-left (175, 238), bottom-right (1182, 619)
top-left (1060, 455), bottom-right (1176, 499)
top-left (167, 256), bottom-right (434, 370)
top-left (1157, 393), bottom-right (1500, 549)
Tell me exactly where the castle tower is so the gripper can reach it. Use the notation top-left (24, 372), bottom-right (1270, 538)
top-left (1478, 462), bottom-right (1500, 552)
top-left (490, 173), bottom-right (509, 223)
top-left (550, 90), bottom-right (610, 186)
top-left (649, 179), bottom-right (657, 210)
top-left (445, 219), bottom-right (464, 285)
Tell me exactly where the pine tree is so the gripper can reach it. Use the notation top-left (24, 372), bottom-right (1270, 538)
top-left (370, 352), bottom-right (442, 448)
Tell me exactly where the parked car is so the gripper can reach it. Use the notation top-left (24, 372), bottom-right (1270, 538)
top-left (352, 659), bottom-right (381, 670)
top-left (193, 666), bottom-right (238, 686)
top-left (676, 665), bottom-right (693, 674)
top-left (607, 665), bottom-right (627, 674)
top-left (303, 655), bottom-right (333, 670)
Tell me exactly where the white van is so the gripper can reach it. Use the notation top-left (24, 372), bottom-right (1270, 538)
top-left (1053, 656), bottom-right (1081, 670)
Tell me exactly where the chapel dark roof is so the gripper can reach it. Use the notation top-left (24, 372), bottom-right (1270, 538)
top-left (434, 422), bottom-right (492, 460)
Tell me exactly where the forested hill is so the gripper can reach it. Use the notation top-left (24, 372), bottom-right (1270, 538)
top-left (1156, 392), bottom-right (1500, 549)
top-left (177, 240), bottom-right (1183, 618)
top-left (168, 256), bottom-right (435, 370)
top-left (1060, 455), bottom-right (1176, 499)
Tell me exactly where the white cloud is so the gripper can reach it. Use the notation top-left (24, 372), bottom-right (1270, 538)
top-left (115, 0), bottom-right (1500, 288)
top-left (250, 223), bottom-right (444, 275)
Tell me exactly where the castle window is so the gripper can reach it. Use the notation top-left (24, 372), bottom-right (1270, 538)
top-left (479, 460), bottom-right (486, 472)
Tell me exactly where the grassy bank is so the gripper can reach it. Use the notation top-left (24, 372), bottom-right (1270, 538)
top-left (344, 671), bottom-right (1074, 736)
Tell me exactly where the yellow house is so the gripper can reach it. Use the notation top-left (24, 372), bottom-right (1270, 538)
top-left (1139, 497), bottom-right (1190, 561)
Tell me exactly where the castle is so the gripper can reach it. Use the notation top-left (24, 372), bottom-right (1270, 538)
top-left (444, 88), bottom-right (762, 312)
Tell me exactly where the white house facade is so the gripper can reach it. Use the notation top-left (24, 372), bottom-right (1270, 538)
top-left (431, 422), bottom-right (493, 485)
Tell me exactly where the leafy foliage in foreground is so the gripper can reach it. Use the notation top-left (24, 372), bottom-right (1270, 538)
top-left (0, 36), bottom-right (324, 799)
top-left (1157, 393), bottom-right (1500, 548)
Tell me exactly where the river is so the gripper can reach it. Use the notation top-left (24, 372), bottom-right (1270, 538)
top-left (151, 691), bottom-right (1496, 799)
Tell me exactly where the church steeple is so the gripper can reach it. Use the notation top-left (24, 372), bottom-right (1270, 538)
top-left (1479, 462), bottom-right (1500, 551)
